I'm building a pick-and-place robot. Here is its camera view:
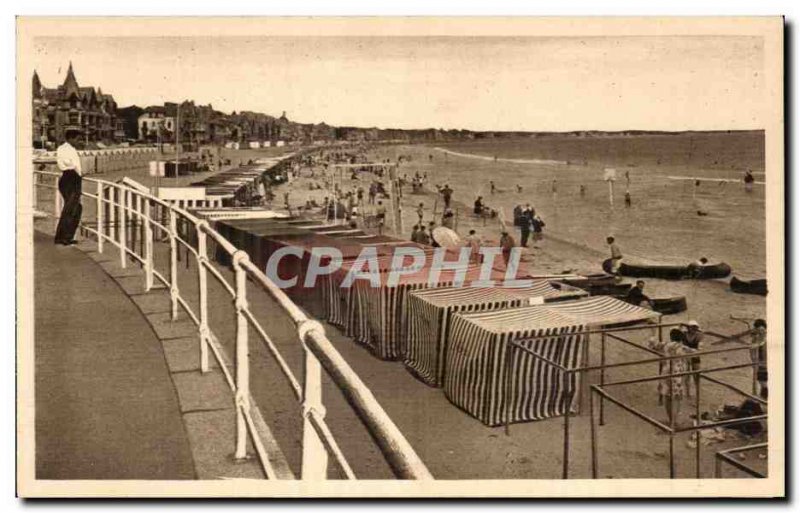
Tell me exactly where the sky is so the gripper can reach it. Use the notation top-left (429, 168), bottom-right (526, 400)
top-left (30, 35), bottom-right (765, 132)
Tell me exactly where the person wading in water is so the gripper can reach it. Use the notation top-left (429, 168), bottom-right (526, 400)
top-left (54, 135), bottom-right (84, 245)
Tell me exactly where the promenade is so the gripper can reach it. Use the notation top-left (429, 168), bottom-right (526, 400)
top-left (34, 230), bottom-right (196, 479)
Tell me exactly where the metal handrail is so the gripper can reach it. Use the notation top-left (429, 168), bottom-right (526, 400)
top-left (715, 443), bottom-right (768, 478)
top-left (33, 168), bottom-right (433, 481)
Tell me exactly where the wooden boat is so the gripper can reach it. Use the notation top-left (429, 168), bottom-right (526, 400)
top-left (730, 276), bottom-right (768, 296)
top-left (650, 296), bottom-right (688, 315)
top-left (602, 259), bottom-right (731, 280)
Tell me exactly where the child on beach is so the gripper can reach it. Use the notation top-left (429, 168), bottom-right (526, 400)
top-left (606, 236), bottom-right (623, 274)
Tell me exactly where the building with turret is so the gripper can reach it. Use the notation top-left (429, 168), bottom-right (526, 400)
top-left (32, 63), bottom-right (124, 149)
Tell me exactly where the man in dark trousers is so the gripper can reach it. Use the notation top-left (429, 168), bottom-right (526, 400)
top-left (519, 205), bottom-right (533, 247)
top-left (442, 184), bottom-right (453, 209)
top-left (54, 136), bottom-right (84, 245)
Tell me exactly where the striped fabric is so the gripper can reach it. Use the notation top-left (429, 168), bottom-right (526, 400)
top-left (316, 248), bottom-right (436, 328)
top-left (444, 307), bottom-right (585, 426)
top-left (349, 263), bottom-right (493, 360)
top-left (443, 297), bottom-right (659, 426)
top-left (544, 295), bottom-right (661, 327)
top-left (404, 282), bottom-right (589, 387)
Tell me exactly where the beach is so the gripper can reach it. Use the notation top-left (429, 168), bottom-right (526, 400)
top-left (252, 133), bottom-right (768, 479)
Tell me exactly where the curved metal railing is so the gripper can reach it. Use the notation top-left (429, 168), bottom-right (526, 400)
top-left (33, 168), bottom-right (433, 480)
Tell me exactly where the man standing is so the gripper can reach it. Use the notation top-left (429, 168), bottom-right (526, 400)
top-left (54, 137), bottom-right (83, 245)
top-left (607, 236), bottom-right (623, 274)
top-left (744, 169), bottom-right (755, 193)
top-left (442, 184), bottom-right (453, 209)
top-left (499, 229), bottom-right (516, 267)
top-left (464, 229), bottom-right (481, 263)
top-left (519, 205), bottom-right (532, 248)
top-left (416, 202), bottom-right (425, 225)
top-left (531, 211), bottom-right (545, 245)
top-left (683, 320), bottom-right (704, 398)
top-left (375, 200), bottom-right (386, 234)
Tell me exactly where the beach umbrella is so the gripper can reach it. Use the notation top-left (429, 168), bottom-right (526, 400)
top-left (432, 226), bottom-right (461, 248)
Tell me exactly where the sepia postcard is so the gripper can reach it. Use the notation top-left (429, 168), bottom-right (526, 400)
top-left (16, 16), bottom-right (784, 498)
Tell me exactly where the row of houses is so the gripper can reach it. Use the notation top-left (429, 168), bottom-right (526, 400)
top-left (114, 103), bottom-right (338, 148)
top-left (32, 62), bottom-right (514, 150)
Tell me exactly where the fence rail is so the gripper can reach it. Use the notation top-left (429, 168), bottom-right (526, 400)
top-left (34, 169), bottom-right (433, 481)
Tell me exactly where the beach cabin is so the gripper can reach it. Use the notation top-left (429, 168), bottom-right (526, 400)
top-left (444, 297), bottom-right (660, 426)
top-left (404, 284), bottom-right (588, 387)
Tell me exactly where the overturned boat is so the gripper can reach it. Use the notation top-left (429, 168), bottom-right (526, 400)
top-left (602, 259), bottom-right (731, 280)
top-left (650, 296), bottom-right (688, 315)
top-left (730, 276), bottom-right (768, 296)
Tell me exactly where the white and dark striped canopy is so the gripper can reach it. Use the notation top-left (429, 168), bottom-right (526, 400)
top-left (543, 296), bottom-right (661, 327)
top-left (458, 296), bottom-right (658, 334)
top-left (410, 281), bottom-right (587, 307)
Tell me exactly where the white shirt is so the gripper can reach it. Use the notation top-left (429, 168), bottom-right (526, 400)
top-left (56, 142), bottom-right (82, 175)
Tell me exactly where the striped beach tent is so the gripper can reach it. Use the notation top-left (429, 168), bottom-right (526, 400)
top-left (443, 297), bottom-right (659, 426)
top-left (404, 282), bottom-right (589, 387)
top-left (319, 246), bottom-right (436, 330)
top-left (444, 307), bottom-right (584, 426)
top-left (349, 263), bottom-right (505, 360)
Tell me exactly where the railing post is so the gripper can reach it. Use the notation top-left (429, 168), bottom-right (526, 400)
top-left (169, 208), bottom-right (179, 320)
top-left (119, 187), bottom-right (127, 269)
top-left (298, 319), bottom-right (329, 480)
top-left (143, 199), bottom-right (153, 291)
top-left (96, 181), bottom-right (104, 253)
top-left (196, 221), bottom-right (210, 373)
top-left (108, 186), bottom-right (116, 243)
top-left (232, 250), bottom-right (251, 460)
top-left (599, 332), bottom-right (606, 425)
top-left (133, 194), bottom-right (141, 259)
